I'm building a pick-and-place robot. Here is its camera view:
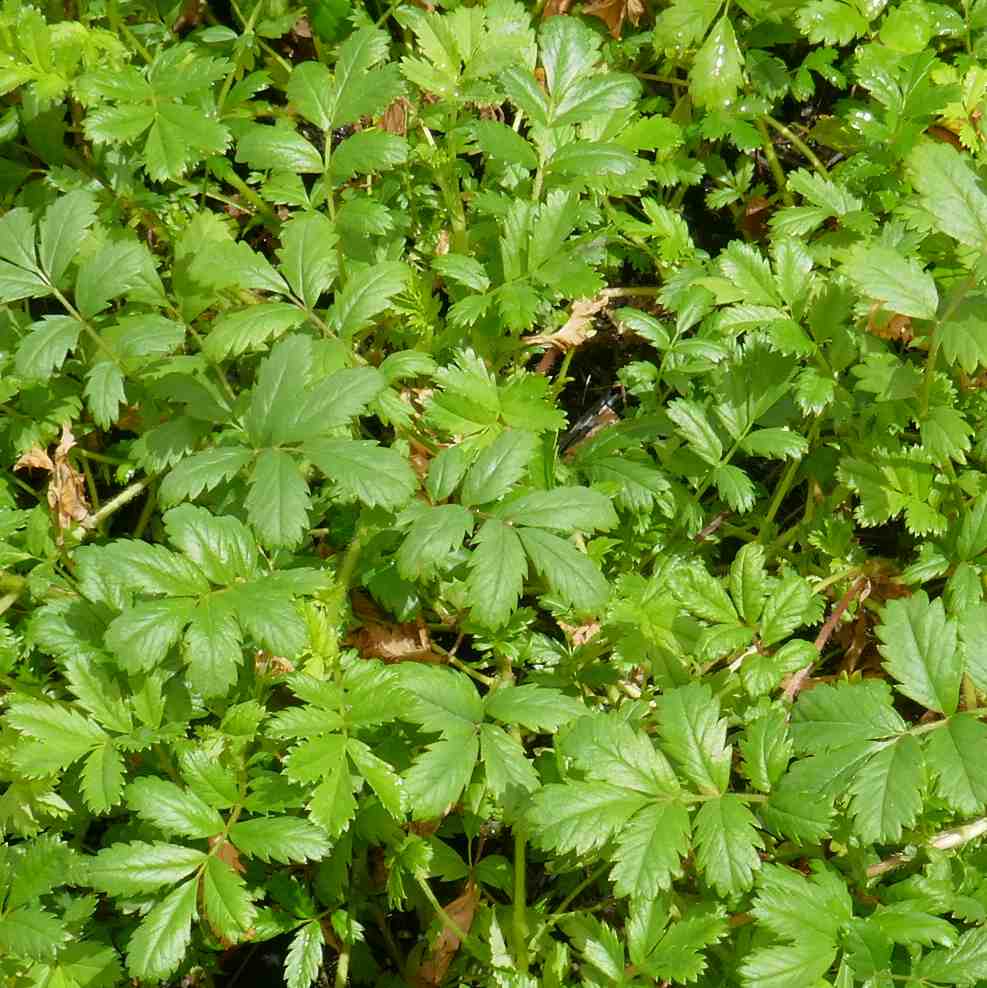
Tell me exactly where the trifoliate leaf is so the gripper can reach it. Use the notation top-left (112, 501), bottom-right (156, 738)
top-left (466, 518), bottom-right (527, 629)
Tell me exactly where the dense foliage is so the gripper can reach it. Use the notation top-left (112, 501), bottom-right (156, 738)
top-left (6, 0), bottom-right (987, 985)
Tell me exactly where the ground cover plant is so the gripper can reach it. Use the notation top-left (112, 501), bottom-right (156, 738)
top-left (8, 0), bottom-right (987, 985)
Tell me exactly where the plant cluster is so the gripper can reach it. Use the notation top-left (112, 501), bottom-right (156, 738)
top-left (6, 0), bottom-right (987, 986)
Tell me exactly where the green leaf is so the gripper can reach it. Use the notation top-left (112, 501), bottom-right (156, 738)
top-left (657, 683), bottom-right (731, 794)
top-left (396, 664), bottom-right (483, 732)
top-left (38, 190), bottom-right (98, 286)
top-left (14, 315), bottom-right (81, 379)
top-left (278, 212), bottom-right (338, 310)
top-left (691, 16), bottom-right (744, 110)
top-left (285, 920), bottom-right (324, 988)
top-left (460, 430), bottom-right (538, 507)
top-left (792, 680), bottom-right (905, 752)
top-left (74, 239), bottom-right (148, 319)
top-left (159, 447), bottom-right (254, 505)
top-left (845, 245), bottom-right (938, 319)
top-left (0, 207), bottom-right (39, 271)
top-left (405, 731), bottom-right (479, 820)
top-left (89, 841), bottom-right (206, 895)
top-left (730, 544), bottom-right (768, 624)
top-left (548, 141), bottom-right (639, 179)
top-left (517, 527), bottom-right (609, 613)
top-left (848, 735), bottom-right (924, 843)
top-left (740, 937), bottom-right (838, 988)
top-left (330, 130), bottom-right (407, 184)
top-left (480, 723), bottom-right (539, 797)
top-left (85, 360), bottom-right (126, 429)
top-left (668, 399), bottom-right (722, 465)
top-left (104, 313), bottom-right (185, 361)
top-left (742, 428), bottom-right (809, 461)
top-left (906, 142), bottom-right (987, 249)
top-left (611, 801), bottom-right (691, 902)
top-left (245, 334), bottom-right (312, 446)
top-left (184, 596), bottom-right (243, 698)
top-left (105, 598), bottom-right (192, 671)
top-left (693, 794), bottom-right (763, 896)
top-left (740, 707), bottom-right (792, 792)
top-left (0, 260), bottom-right (50, 303)
top-left (6, 698), bottom-right (106, 772)
top-left (203, 302), bottom-right (307, 361)
top-left (876, 592), bottom-right (961, 714)
top-left (331, 27), bottom-right (401, 126)
top-left (484, 684), bottom-right (584, 731)
top-left (759, 788), bottom-right (833, 842)
top-left (126, 777), bottom-right (225, 838)
top-left (346, 738), bottom-right (404, 819)
top-left (759, 571), bottom-right (818, 647)
top-left (329, 260), bottom-right (408, 339)
top-left (528, 782), bottom-right (651, 855)
top-left (126, 877), bottom-right (198, 981)
top-left (916, 926), bottom-right (987, 985)
top-left (81, 743), bottom-right (126, 814)
top-left (286, 61), bottom-right (334, 130)
top-left (472, 120), bottom-right (537, 169)
top-left (163, 505), bottom-right (256, 586)
top-left (466, 518), bottom-right (527, 629)
top-left (246, 448), bottom-right (310, 549)
top-left (495, 487), bottom-right (618, 532)
top-left (396, 504), bottom-right (474, 579)
top-left (305, 439), bottom-right (416, 509)
top-left (202, 855), bottom-right (255, 943)
top-left (0, 905), bottom-right (68, 962)
top-left (237, 125), bottom-right (324, 173)
top-left (752, 863), bottom-right (851, 945)
top-left (926, 713), bottom-right (987, 814)
top-left (229, 816), bottom-right (331, 863)
top-left (674, 562), bottom-right (738, 625)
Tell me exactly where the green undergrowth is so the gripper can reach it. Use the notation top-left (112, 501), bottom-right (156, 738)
top-left (6, 0), bottom-right (987, 985)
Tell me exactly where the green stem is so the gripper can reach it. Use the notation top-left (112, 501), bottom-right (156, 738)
top-left (762, 115), bottom-right (829, 178)
top-left (217, 0), bottom-right (265, 113)
top-left (760, 419), bottom-right (821, 538)
top-left (755, 116), bottom-right (793, 207)
top-left (415, 877), bottom-right (486, 959)
top-left (334, 941), bottom-right (350, 987)
top-left (67, 475), bottom-right (156, 542)
top-left (513, 823), bottom-right (529, 973)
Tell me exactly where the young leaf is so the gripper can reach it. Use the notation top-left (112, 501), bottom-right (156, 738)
top-left (285, 920), bottom-right (324, 988)
top-left (229, 817), bottom-right (332, 864)
top-left (88, 842), bottom-right (207, 896)
top-left (126, 778), bottom-right (225, 838)
top-left (202, 855), bottom-right (256, 942)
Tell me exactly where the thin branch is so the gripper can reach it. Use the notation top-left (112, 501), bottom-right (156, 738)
top-left (68, 475), bottom-right (156, 542)
top-left (867, 815), bottom-right (987, 878)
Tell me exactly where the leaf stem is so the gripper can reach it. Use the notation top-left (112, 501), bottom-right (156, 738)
top-left (68, 474), bottom-right (156, 541)
top-left (762, 115), bottom-right (829, 178)
top-left (754, 117), bottom-right (794, 207)
top-left (513, 822), bottom-right (529, 973)
top-left (415, 876), bottom-right (486, 959)
top-left (921, 269), bottom-right (978, 417)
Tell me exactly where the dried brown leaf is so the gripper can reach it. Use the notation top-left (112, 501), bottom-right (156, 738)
top-left (542, 0), bottom-right (575, 16)
top-left (581, 0), bottom-right (645, 38)
top-left (525, 296), bottom-right (608, 353)
top-left (347, 593), bottom-right (444, 664)
top-left (380, 96), bottom-right (411, 136)
top-left (412, 881), bottom-right (479, 988)
top-left (14, 424), bottom-right (91, 540)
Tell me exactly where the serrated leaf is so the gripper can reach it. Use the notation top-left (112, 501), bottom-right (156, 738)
top-left (517, 526), bottom-right (609, 613)
top-left (305, 438), bottom-right (415, 509)
top-left (657, 683), bottom-right (731, 794)
top-left (466, 518), bottom-right (527, 629)
top-left (229, 816), bottom-right (331, 863)
top-left (876, 592), bottom-right (960, 714)
top-left (848, 734), bottom-right (924, 843)
top-left (759, 788), bottom-right (833, 842)
top-left (0, 905), bottom-right (68, 962)
top-left (484, 684), bottom-right (584, 731)
top-left (285, 920), bottom-right (324, 988)
top-left (740, 937), bottom-right (837, 988)
top-left (163, 505), bottom-right (256, 586)
top-left (105, 598), bottom-right (192, 671)
top-left (330, 130), bottom-right (407, 184)
top-left (202, 855), bottom-right (255, 942)
top-left (15, 315), bottom-right (82, 379)
top-left (347, 737), bottom-right (404, 818)
top-left (740, 707), bottom-right (792, 792)
top-left (528, 782), bottom-right (650, 855)
top-left (730, 543), bottom-right (768, 624)
top-left (405, 730), bottom-right (479, 820)
top-left (329, 261), bottom-right (408, 339)
top-left (203, 303), bottom-right (306, 361)
top-left (236, 125), bottom-right (324, 173)
top-left (159, 447), bottom-right (254, 505)
top-left (916, 925), bottom-right (987, 985)
top-left (81, 743), bottom-right (126, 814)
top-left (926, 712), bottom-right (987, 814)
top-left (792, 679), bottom-right (905, 752)
top-left (845, 245), bottom-right (938, 319)
top-left (611, 801), bottom-right (691, 902)
top-left (6, 698), bottom-right (106, 771)
top-left (668, 399), bottom-right (722, 465)
top-left (495, 487), bottom-right (618, 532)
top-left (75, 239), bottom-right (148, 319)
top-left (126, 877), bottom-right (198, 981)
top-left (278, 212), bottom-right (338, 310)
top-left (760, 572), bottom-right (817, 647)
top-left (126, 777), bottom-right (225, 838)
top-left (89, 841), bottom-right (206, 895)
top-left (907, 142), bottom-right (987, 249)
top-left (694, 794), bottom-right (763, 895)
top-left (396, 504), bottom-right (474, 579)
top-left (480, 723), bottom-right (539, 797)
top-left (460, 430), bottom-right (538, 506)
top-left (38, 190), bottom-right (98, 286)
top-left (245, 448), bottom-right (310, 549)
top-left (184, 596), bottom-right (243, 698)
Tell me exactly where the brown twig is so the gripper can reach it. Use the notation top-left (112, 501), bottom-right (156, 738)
top-left (782, 576), bottom-right (869, 702)
top-left (866, 814), bottom-right (987, 878)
